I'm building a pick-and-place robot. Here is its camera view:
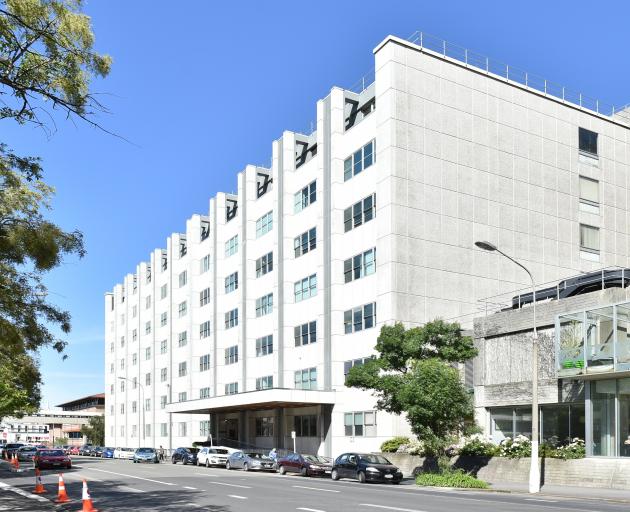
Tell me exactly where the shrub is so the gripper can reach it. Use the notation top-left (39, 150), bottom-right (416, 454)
top-left (416, 469), bottom-right (489, 489)
top-left (553, 438), bottom-right (585, 459)
top-left (459, 435), bottom-right (499, 457)
top-left (498, 435), bottom-right (531, 458)
top-left (380, 437), bottom-right (411, 453)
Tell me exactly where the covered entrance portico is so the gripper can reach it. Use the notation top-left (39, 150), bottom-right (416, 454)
top-left (166, 388), bottom-right (336, 456)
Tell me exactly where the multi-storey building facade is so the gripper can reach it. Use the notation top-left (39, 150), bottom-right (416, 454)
top-left (105, 33), bottom-right (630, 456)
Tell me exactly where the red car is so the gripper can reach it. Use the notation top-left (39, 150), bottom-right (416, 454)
top-left (277, 453), bottom-right (333, 477)
top-left (34, 449), bottom-right (72, 470)
top-left (67, 446), bottom-right (80, 456)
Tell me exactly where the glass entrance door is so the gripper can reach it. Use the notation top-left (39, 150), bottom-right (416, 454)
top-left (591, 380), bottom-right (616, 456)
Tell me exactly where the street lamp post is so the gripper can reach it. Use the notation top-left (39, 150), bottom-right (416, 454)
top-left (475, 241), bottom-right (540, 494)
top-left (119, 377), bottom-right (145, 444)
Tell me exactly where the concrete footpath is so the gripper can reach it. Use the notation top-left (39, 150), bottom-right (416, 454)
top-left (489, 481), bottom-right (630, 503)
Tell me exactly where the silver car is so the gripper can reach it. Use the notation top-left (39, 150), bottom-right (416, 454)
top-left (225, 451), bottom-right (276, 471)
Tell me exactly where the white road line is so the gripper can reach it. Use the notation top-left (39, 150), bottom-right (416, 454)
top-left (118, 486), bottom-right (147, 493)
top-left (183, 486), bottom-right (197, 490)
top-left (209, 481), bottom-right (251, 489)
top-left (228, 494), bottom-right (248, 499)
top-left (0, 482), bottom-right (49, 502)
top-left (81, 467), bottom-right (176, 486)
top-left (297, 508), bottom-right (327, 512)
top-left (292, 485), bottom-right (340, 493)
top-left (525, 498), bottom-right (559, 503)
top-left (360, 505), bottom-right (427, 512)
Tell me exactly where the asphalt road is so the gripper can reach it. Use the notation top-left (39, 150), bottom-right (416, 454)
top-left (1, 456), bottom-right (627, 512)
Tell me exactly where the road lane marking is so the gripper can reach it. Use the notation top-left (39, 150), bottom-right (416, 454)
top-left (183, 486), bottom-right (197, 490)
top-left (209, 481), bottom-right (251, 489)
top-left (118, 486), bottom-right (147, 493)
top-left (0, 482), bottom-right (49, 502)
top-left (228, 494), bottom-right (248, 499)
top-left (525, 498), bottom-right (559, 503)
top-left (292, 485), bottom-right (340, 493)
top-left (298, 508), bottom-right (327, 512)
top-left (81, 467), bottom-right (176, 485)
top-left (360, 505), bottom-right (426, 512)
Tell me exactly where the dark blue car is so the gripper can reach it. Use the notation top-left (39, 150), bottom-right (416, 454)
top-left (101, 447), bottom-right (115, 458)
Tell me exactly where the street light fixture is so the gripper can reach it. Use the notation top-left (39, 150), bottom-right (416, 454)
top-left (475, 241), bottom-right (540, 494)
top-left (119, 377), bottom-right (145, 444)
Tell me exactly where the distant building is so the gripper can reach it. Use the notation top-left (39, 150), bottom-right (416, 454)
top-left (0, 393), bottom-right (104, 447)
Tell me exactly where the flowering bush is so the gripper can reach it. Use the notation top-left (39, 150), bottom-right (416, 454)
top-left (499, 435), bottom-right (531, 458)
top-left (553, 438), bottom-right (585, 459)
top-left (459, 434), bottom-right (499, 457)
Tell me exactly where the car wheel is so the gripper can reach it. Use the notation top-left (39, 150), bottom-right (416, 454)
top-left (300, 466), bottom-right (308, 477)
top-left (392, 481), bottom-right (400, 485)
top-left (331, 469), bottom-right (339, 481)
top-left (358, 471), bottom-right (366, 484)
top-left (172, 458), bottom-right (176, 464)
top-left (183, 459), bottom-right (187, 466)
top-left (279, 465), bottom-right (286, 475)
top-left (205, 460), bottom-right (210, 468)
top-left (226, 461), bottom-right (232, 470)
top-left (243, 463), bottom-right (249, 472)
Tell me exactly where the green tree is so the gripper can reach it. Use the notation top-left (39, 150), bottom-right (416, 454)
top-left (80, 415), bottom-right (104, 445)
top-left (346, 321), bottom-right (477, 449)
top-left (0, 0), bottom-right (111, 420)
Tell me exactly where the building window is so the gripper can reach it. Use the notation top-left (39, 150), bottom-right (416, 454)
top-left (145, 321), bottom-right (151, 334)
top-left (225, 345), bottom-right (238, 365)
top-left (200, 387), bottom-right (210, 399)
top-left (160, 368), bottom-right (167, 382)
top-left (225, 234), bottom-right (239, 257)
top-left (132, 353), bottom-right (137, 365)
top-left (344, 411), bottom-right (376, 437)
top-left (256, 211), bottom-right (273, 238)
top-left (120, 336), bottom-right (125, 347)
top-left (132, 377), bottom-right (137, 389)
top-left (294, 367), bottom-right (317, 390)
top-left (200, 420), bottom-right (211, 437)
top-left (294, 227), bottom-right (316, 258)
top-left (225, 382), bottom-right (238, 395)
top-left (255, 252), bottom-right (273, 277)
top-left (160, 396), bottom-right (167, 409)
top-left (225, 272), bottom-right (238, 293)
top-left (160, 339), bottom-right (167, 354)
top-left (120, 425), bottom-right (125, 436)
top-left (146, 295), bottom-right (151, 309)
top-left (344, 248), bottom-right (376, 283)
top-left (145, 347), bottom-right (151, 360)
top-left (256, 335), bottom-right (273, 357)
top-left (294, 180), bottom-right (317, 213)
top-left (145, 372), bottom-right (151, 386)
top-left (200, 287), bottom-right (211, 307)
top-left (145, 398), bottom-right (151, 411)
top-left (201, 254), bottom-right (211, 273)
top-left (178, 392), bottom-right (187, 402)
top-left (579, 176), bottom-right (599, 214)
top-left (161, 423), bottom-right (168, 437)
top-left (344, 194), bottom-right (376, 232)
top-left (110, 362), bottom-right (114, 374)
top-left (110, 342), bottom-right (114, 353)
top-left (178, 361), bottom-right (187, 377)
top-left (256, 375), bottom-right (273, 390)
top-left (255, 417), bottom-right (274, 437)
top-left (120, 359), bottom-right (125, 370)
top-left (294, 274), bottom-right (317, 302)
top-left (131, 424), bottom-right (136, 437)
top-left (132, 329), bottom-right (137, 342)
top-left (178, 301), bottom-right (187, 317)
top-left (344, 302), bottom-right (376, 333)
top-left (132, 305), bottom-right (137, 318)
top-left (179, 271), bottom-right (187, 288)
top-left (225, 308), bottom-right (238, 329)
top-left (160, 284), bottom-right (168, 299)
top-left (255, 293), bottom-right (273, 317)
top-left (200, 320), bottom-right (211, 339)
top-left (344, 140), bottom-right (375, 181)
top-left (160, 312), bottom-right (167, 327)
top-left (178, 331), bottom-right (187, 347)
top-left (119, 380), bottom-right (125, 392)
top-left (178, 422), bottom-right (187, 437)
top-left (579, 224), bottom-right (600, 256)
top-left (343, 357), bottom-right (375, 380)
top-left (579, 127), bottom-right (598, 156)
top-left (294, 321), bottom-right (317, 347)
top-left (294, 415), bottom-right (317, 437)
top-left (200, 354), bottom-right (211, 371)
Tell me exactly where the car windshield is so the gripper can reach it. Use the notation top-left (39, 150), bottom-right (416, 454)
top-left (137, 448), bottom-right (154, 453)
top-left (182, 448), bottom-right (199, 454)
top-left (21, 447), bottom-right (37, 451)
top-left (304, 455), bottom-right (331, 464)
top-left (208, 449), bottom-right (228, 454)
top-left (39, 450), bottom-right (64, 456)
top-left (360, 454), bottom-right (391, 465)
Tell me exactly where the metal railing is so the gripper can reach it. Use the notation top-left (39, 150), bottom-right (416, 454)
top-left (407, 31), bottom-right (630, 124)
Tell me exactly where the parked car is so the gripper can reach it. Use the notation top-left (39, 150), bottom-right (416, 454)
top-left (196, 447), bottom-right (230, 467)
top-left (331, 453), bottom-right (402, 484)
top-left (78, 445), bottom-right (93, 456)
top-left (1, 443), bottom-right (24, 458)
top-left (101, 447), bottom-right (115, 458)
top-left (16, 446), bottom-right (38, 462)
top-left (277, 453), bottom-right (332, 477)
top-left (34, 449), bottom-right (72, 470)
top-left (67, 446), bottom-right (80, 456)
top-left (133, 447), bottom-right (159, 464)
top-left (226, 451), bottom-right (276, 471)
top-left (171, 447), bottom-right (198, 465)
top-left (114, 447), bottom-right (135, 459)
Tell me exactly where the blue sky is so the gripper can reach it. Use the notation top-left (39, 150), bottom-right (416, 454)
top-left (4, 0), bottom-right (629, 408)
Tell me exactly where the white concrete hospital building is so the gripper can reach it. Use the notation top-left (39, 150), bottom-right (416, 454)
top-left (105, 33), bottom-right (630, 456)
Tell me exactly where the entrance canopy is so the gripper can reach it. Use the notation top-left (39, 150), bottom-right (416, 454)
top-left (165, 388), bottom-right (336, 415)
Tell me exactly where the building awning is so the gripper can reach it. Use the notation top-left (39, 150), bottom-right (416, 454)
top-left (165, 388), bottom-right (336, 415)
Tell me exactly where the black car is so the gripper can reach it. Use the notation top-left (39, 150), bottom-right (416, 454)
top-left (1, 443), bottom-right (24, 458)
top-left (331, 453), bottom-right (402, 484)
top-left (90, 446), bottom-right (104, 457)
top-left (171, 447), bottom-right (198, 465)
top-left (78, 445), bottom-right (93, 456)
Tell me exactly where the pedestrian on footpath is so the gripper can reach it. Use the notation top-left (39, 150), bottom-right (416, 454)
top-left (158, 446), bottom-right (165, 462)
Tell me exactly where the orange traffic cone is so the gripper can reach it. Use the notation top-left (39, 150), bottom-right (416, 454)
top-left (12, 453), bottom-right (19, 469)
top-left (55, 473), bottom-right (71, 503)
top-left (33, 468), bottom-right (47, 494)
top-left (78, 480), bottom-right (98, 512)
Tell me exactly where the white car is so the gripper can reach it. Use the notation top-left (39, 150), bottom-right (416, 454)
top-left (113, 447), bottom-right (135, 459)
top-left (196, 447), bottom-right (230, 467)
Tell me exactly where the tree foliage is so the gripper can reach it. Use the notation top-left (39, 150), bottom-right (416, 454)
top-left (0, 0), bottom-right (110, 420)
top-left (80, 415), bottom-right (104, 445)
top-left (346, 321), bottom-right (477, 445)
